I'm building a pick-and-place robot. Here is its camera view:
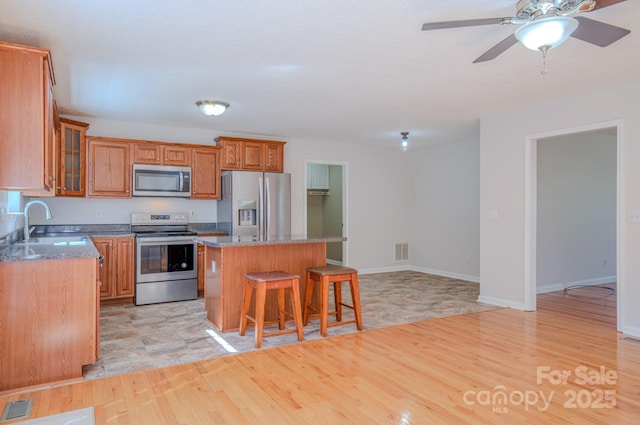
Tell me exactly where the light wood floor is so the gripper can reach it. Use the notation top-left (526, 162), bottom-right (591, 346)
top-left (2, 284), bottom-right (638, 424)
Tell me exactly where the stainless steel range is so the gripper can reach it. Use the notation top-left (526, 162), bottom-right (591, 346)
top-left (131, 212), bottom-right (197, 305)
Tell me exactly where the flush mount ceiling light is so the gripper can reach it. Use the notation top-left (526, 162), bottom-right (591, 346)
top-left (515, 15), bottom-right (578, 53)
top-left (400, 132), bottom-right (409, 151)
top-left (195, 100), bottom-right (230, 116)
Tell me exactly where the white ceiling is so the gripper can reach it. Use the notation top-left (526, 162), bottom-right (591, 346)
top-left (2, 0), bottom-right (639, 149)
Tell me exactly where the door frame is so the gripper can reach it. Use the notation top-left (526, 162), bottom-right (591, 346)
top-left (303, 160), bottom-right (349, 266)
top-left (524, 120), bottom-right (623, 329)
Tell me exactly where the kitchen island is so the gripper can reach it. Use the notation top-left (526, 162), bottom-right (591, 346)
top-left (195, 235), bottom-right (345, 332)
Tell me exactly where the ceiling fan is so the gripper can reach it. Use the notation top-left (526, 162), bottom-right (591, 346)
top-left (421, 0), bottom-right (631, 63)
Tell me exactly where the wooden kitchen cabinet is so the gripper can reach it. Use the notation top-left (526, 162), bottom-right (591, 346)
top-left (191, 147), bottom-right (221, 199)
top-left (0, 41), bottom-right (57, 194)
top-left (87, 137), bottom-right (131, 198)
top-left (215, 136), bottom-right (285, 172)
top-left (93, 236), bottom-right (135, 302)
top-left (57, 117), bottom-right (89, 197)
top-left (264, 141), bottom-right (284, 172)
top-left (133, 143), bottom-right (191, 166)
top-left (0, 257), bottom-right (98, 391)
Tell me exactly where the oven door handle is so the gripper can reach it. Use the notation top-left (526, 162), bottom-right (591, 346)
top-left (136, 236), bottom-right (197, 244)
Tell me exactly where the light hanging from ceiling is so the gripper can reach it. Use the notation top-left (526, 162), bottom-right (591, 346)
top-left (401, 132), bottom-right (409, 151)
top-left (515, 16), bottom-right (579, 52)
top-left (196, 100), bottom-right (230, 116)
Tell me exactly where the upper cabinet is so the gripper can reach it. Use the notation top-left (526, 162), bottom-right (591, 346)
top-left (215, 136), bottom-right (285, 172)
top-left (191, 147), bottom-right (221, 200)
top-left (307, 164), bottom-right (330, 190)
top-left (133, 143), bottom-right (191, 166)
top-left (0, 41), bottom-right (57, 194)
top-left (57, 118), bottom-right (89, 197)
top-left (87, 137), bottom-right (131, 198)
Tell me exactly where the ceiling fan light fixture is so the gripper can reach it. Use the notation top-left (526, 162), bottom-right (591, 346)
top-left (196, 100), bottom-right (230, 116)
top-left (515, 16), bottom-right (579, 51)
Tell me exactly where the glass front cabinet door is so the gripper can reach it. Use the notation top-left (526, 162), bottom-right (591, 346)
top-left (58, 118), bottom-right (89, 197)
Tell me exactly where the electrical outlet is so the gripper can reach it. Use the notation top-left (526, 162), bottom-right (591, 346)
top-left (96, 209), bottom-right (102, 218)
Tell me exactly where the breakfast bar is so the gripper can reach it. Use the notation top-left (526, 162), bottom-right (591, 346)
top-left (195, 235), bottom-right (345, 332)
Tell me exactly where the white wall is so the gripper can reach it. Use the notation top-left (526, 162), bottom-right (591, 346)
top-left (408, 136), bottom-right (480, 281)
top-left (480, 82), bottom-right (640, 336)
top-left (0, 191), bottom-right (22, 237)
top-left (536, 131), bottom-right (617, 293)
top-left (26, 197), bottom-right (217, 225)
top-left (286, 138), bottom-right (411, 272)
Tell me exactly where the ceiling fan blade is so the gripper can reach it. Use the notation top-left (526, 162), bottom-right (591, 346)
top-left (422, 17), bottom-right (506, 31)
top-left (593, 0), bottom-right (628, 10)
top-left (572, 16), bottom-right (630, 47)
top-left (473, 34), bottom-right (518, 63)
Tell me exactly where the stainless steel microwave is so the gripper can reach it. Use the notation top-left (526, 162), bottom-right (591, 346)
top-left (132, 164), bottom-right (192, 197)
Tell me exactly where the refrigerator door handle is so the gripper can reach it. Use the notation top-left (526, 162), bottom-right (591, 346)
top-left (258, 176), bottom-right (264, 238)
top-left (265, 177), bottom-right (271, 237)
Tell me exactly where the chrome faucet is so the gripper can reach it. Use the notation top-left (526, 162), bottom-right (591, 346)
top-left (23, 200), bottom-right (53, 242)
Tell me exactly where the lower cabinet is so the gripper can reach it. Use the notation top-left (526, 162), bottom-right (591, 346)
top-left (0, 257), bottom-right (98, 391)
top-left (93, 236), bottom-right (135, 302)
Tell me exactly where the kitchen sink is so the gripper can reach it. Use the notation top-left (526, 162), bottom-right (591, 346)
top-left (29, 235), bottom-right (89, 245)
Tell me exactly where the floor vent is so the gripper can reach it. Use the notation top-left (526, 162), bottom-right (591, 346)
top-left (623, 336), bottom-right (640, 344)
top-left (1, 398), bottom-right (33, 422)
top-left (395, 242), bottom-right (409, 262)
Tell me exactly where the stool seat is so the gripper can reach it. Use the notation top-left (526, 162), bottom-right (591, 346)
top-left (304, 265), bottom-right (363, 337)
top-left (306, 265), bottom-right (357, 276)
top-left (239, 270), bottom-right (304, 348)
top-left (245, 271), bottom-right (300, 282)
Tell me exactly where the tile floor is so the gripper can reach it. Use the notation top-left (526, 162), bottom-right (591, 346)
top-left (84, 271), bottom-right (497, 380)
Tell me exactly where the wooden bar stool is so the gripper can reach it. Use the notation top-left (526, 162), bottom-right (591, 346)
top-left (239, 271), bottom-right (305, 349)
top-left (303, 265), bottom-right (363, 337)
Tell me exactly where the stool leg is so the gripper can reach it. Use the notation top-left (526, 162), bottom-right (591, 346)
top-left (289, 278), bottom-right (304, 341)
top-left (254, 282), bottom-right (266, 348)
top-left (303, 272), bottom-right (314, 326)
top-left (277, 287), bottom-right (286, 330)
top-left (334, 280), bottom-right (342, 322)
top-left (350, 273), bottom-right (363, 331)
top-left (320, 276), bottom-right (330, 337)
top-left (239, 282), bottom-right (253, 336)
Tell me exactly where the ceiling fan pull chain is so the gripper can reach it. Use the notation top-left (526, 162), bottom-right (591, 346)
top-left (539, 45), bottom-right (550, 75)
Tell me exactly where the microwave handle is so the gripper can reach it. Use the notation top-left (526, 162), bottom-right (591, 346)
top-left (179, 171), bottom-right (184, 192)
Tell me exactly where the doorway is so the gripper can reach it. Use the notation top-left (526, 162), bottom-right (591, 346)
top-left (524, 121), bottom-right (622, 330)
top-left (305, 161), bottom-right (347, 265)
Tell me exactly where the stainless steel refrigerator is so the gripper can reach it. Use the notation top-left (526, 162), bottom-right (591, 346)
top-left (217, 171), bottom-right (291, 238)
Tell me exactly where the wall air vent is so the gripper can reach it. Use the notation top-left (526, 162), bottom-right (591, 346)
top-left (395, 242), bottom-right (409, 262)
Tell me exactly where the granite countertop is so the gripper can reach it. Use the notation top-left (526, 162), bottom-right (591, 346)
top-left (0, 238), bottom-right (101, 262)
top-left (194, 234), bottom-right (346, 248)
top-left (1, 222), bottom-right (225, 262)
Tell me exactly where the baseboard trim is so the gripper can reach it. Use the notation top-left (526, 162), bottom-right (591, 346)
top-left (357, 265), bottom-right (480, 283)
top-left (619, 325), bottom-right (640, 339)
top-left (477, 295), bottom-right (526, 311)
top-left (537, 275), bottom-right (617, 294)
top-left (409, 266), bottom-right (479, 283)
